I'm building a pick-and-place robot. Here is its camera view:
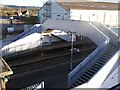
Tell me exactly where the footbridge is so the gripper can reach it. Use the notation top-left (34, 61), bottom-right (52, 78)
top-left (41, 19), bottom-right (119, 89)
top-left (1, 19), bottom-right (119, 89)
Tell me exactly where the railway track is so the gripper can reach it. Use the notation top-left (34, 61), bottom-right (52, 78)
top-left (8, 44), bottom-right (96, 67)
top-left (11, 46), bottom-right (95, 75)
top-left (4, 37), bottom-right (97, 76)
top-left (3, 37), bottom-right (92, 60)
top-left (6, 38), bottom-right (97, 89)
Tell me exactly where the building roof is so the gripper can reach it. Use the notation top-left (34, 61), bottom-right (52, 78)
top-left (0, 57), bottom-right (13, 78)
top-left (56, 0), bottom-right (119, 10)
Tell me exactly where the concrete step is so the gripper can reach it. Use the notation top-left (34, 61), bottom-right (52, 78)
top-left (83, 73), bottom-right (92, 78)
top-left (90, 67), bottom-right (98, 71)
top-left (94, 63), bottom-right (102, 67)
top-left (87, 69), bottom-right (96, 74)
top-left (102, 55), bottom-right (110, 58)
top-left (97, 60), bottom-right (105, 65)
top-left (85, 71), bottom-right (93, 76)
top-left (95, 62), bottom-right (103, 66)
top-left (99, 58), bottom-right (107, 62)
top-left (101, 56), bottom-right (109, 60)
top-left (76, 79), bottom-right (83, 85)
top-left (74, 82), bottom-right (79, 86)
top-left (92, 65), bottom-right (101, 70)
top-left (92, 65), bottom-right (100, 69)
top-left (81, 75), bottom-right (89, 81)
top-left (71, 84), bottom-right (75, 88)
top-left (78, 78), bottom-right (87, 83)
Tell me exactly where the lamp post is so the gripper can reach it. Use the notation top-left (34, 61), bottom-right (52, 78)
top-left (69, 31), bottom-right (76, 70)
top-left (70, 33), bottom-right (73, 70)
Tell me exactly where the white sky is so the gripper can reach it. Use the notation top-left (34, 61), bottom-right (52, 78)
top-left (0, 0), bottom-right (48, 7)
top-left (98, 0), bottom-right (119, 3)
top-left (0, 0), bottom-right (119, 7)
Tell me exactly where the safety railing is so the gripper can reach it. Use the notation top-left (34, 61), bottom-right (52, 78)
top-left (1, 39), bottom-right (42, 56)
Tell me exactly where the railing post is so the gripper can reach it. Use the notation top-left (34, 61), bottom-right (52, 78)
top-left (41, 81), bottom-right (44, 89)
top-left (68, 74), bottom-right (70, 88)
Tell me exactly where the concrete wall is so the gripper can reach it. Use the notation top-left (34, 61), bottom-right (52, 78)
top-left (42, 19), bottom-right (108, 46)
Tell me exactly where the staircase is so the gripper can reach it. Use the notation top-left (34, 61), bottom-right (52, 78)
top-left (70, 44), bottom-right (117, 88)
